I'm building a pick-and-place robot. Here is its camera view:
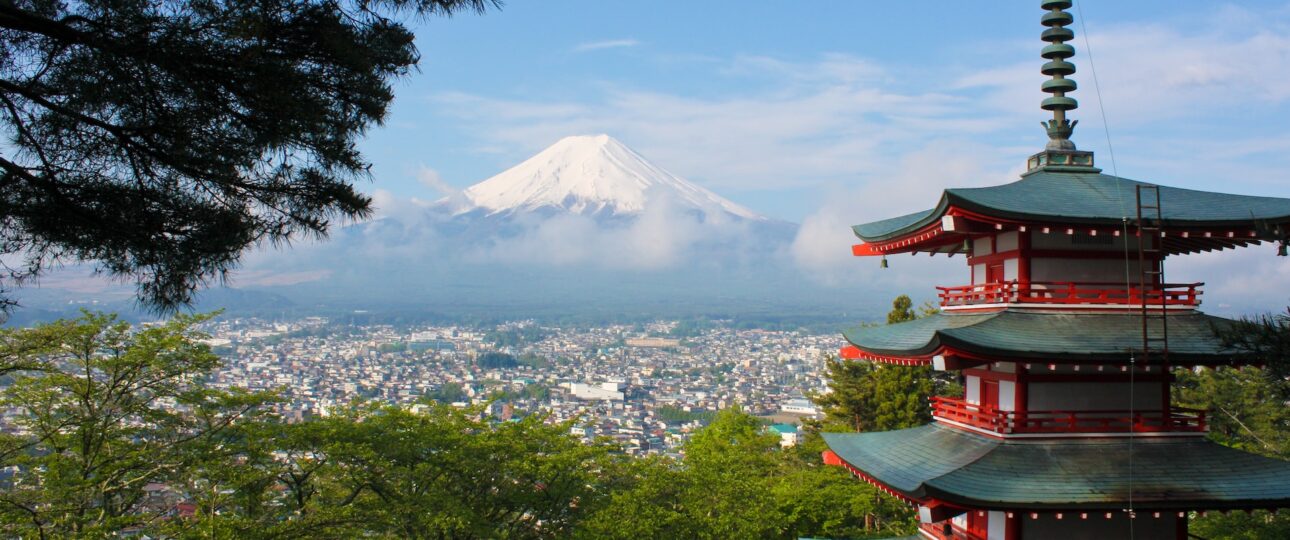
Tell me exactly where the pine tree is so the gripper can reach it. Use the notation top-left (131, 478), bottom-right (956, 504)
top-left (812, 295), bottom-right (938, 433)
top-left (0, 0), bottom-right (498, 311)
top-left (1175, 310), bottom-right (1290, 539)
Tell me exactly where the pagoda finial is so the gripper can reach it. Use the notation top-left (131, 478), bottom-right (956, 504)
top-left (1040, 0), bottom-right (1078, 151)
top-left (1024, 0), bottom-right (1096, 174)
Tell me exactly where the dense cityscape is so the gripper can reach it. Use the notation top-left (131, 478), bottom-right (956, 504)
top-left (200, 317), bottom-right (836, 455)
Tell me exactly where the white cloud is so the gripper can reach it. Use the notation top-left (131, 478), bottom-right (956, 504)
top-left (1167, 246), bottom-right (1290, 317)
top-left (573, 39), bottom-right (640, 53)
top-left (464, 192), bottom-right (754, 271)
top-left (790, 141), bottom-right (1001, 287)
top-left (51, 4), bottom-right (1286, 312)
top-left (957, 23), bottom-right (1290, 126)
top-left (415, 165), bottom-right (470, 211)
top-left (430, 56), bottom-right (975, 194)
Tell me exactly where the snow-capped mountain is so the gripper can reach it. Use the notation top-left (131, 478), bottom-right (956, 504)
top-left (456, 134), bottom-right (765, 221)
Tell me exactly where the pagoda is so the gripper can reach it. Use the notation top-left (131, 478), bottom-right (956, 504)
top-left (820, 2), bottom-right (1290, 539)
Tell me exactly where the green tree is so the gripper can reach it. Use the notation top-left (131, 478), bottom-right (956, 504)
top-left (0, 0), bottom-right (498, 311)
top-left (870, 364), bottom-right (933, 429)
top-left (674, 407), bottom-right (785, 538)
top-left (476, 351), bottom-right (519, 368)
top-left (576, 456), bottom-right (692, 539)
top-left (1172, 311), bottom-right (1290, 539)
top-left (812, 294), bottom-right (940, 433)
top-left (165, 401), bottom-right (614, 539)
top-left (0, 312), bottom-right (275, 538)
top-left (580, 408), bottom-right (785, 539)
top-left (773, 463), bottom-right (917, 539)
top-left (580, 408), bottom-right (917, 540)
top-left (813, 356), bottom-right (933, 433)
top-left (887, 295), bottom-right (918, 324)
top-left (427, 382), bottom-right (468, 403)
top-left (315, 403), bottom-right (609, 539)
top-left (813, 356), bottom-right (878, 432)
top-left (1217, 309), bottom-right (1290, 399)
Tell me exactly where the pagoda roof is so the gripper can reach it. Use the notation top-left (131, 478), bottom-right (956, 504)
top-left (823, 424), bottom-right (1290, 510)
top-left (854, 170), bottom-right (1290, 243)
top-left (842, 310), bottom-right (1249, 365)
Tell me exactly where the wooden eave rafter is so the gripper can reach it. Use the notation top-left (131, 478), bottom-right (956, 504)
top-left (823, 450), bottom-right (921, 506)
top-left (854, 205), bottom-right (1270, 257)
top-left (841, 342), bottom-right (1260, 369)
top-left (839, 344), bottom-right (933, 366)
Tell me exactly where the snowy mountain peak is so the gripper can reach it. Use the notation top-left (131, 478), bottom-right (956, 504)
top-left (460, 135), bottom-right (764, 220)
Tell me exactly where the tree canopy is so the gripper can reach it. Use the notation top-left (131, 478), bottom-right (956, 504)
top-left (0, 0), bottom-right (497, 312)
top-left (0, 313), bottom-right (917, 538)
top-left (577, 408), bottom-right (915, 539)
top-left (1176, 311), bottom-right (1290, 539)
top-left (812, 294), bottom-right (951, 432)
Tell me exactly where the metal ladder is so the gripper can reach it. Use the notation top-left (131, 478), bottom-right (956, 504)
top-left (1135, 185), bottom-right (1169, 364)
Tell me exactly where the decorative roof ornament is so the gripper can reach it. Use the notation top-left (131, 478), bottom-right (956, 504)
top-left (1040, 0), bottom-right (1078, 150)
top-left (1026, 0), bottom-right (1097, 174)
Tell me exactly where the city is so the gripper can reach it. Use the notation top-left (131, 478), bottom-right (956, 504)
top-left (201, 317), bottom-right (835, 455)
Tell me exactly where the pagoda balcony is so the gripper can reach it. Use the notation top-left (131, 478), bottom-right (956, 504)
top-left (931, 396), bottom-right (1207, 436)
top-left (936, 281), bottom-right (1202, 309)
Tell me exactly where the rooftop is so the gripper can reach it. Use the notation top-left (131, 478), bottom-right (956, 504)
top-left (823, 424), bottom-right (1290, 510)
top-left (854, 171), bottom-right (1290, 246)
top-left (840, 309), bottom-right (1250, 365)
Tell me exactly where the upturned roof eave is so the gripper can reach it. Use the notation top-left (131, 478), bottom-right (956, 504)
top-left (840, 310), bottom-right (1257, 365)
top-left (841, 335), bottom-right (1252, 365)
top-left (851, 172), bottom-right (1290, 244)
top-left (823, 426), bottom-right (1290, 511)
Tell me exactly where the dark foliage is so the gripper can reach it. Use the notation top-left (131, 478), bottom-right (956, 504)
top-left (485, 326), bottom-right (548, 347)
top-left (1216, 308), bottom-right (1290, 398)
top-left (0, 0), bottom-right (498, 312)
top-left (476, 350), bottom-right (518, 368)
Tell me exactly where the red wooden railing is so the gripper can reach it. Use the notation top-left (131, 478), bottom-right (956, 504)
top-left (919, 520), bottom-right (980, 540)
top-left (936, 281), bottom-right (1202, 308)
top-left (931, 396), bottom-right (1207, 435)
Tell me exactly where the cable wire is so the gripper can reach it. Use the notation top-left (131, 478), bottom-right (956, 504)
top-left (1075, 1), bottom-right (1138, 534)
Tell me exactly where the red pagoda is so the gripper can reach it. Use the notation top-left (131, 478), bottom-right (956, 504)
top-left (821, 2), bottom-right (1290, 539)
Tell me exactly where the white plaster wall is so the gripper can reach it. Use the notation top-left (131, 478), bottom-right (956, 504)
top-left (1030, 258), bottom-right (1142, 284)
top-left (966, 375), bottom-right (981, 406)
top-left (999, 381), bottom-right (1016, 412)
top-left (972, 263), bottom-right (986, 284)
top-left (973, 237), bottom-right (993, 256)
top-left (1003, 258), bottom-right (1019, 281)
top-left (1028, 382), bottom-right (1162, 411)
top-left (996, 231), bottom-right (1019, 252)
top-left (987, 511), bottom-right (1007, 540)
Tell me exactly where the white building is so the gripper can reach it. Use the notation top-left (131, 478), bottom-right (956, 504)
top-left (568, 382), bottom-right (624, 401)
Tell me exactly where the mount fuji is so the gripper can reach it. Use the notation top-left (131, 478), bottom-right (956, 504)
top-left (14, 135), bottom-right (862, 323)
top-left (249, 134), bottom-right (812, 315)
top-left (448, 134), bottom-right (770, 223)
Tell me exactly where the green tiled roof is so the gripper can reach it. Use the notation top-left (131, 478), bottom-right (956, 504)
top-left (824, 425), bottom-right (1290, 510)
top-left (854, 171), bottom-right (1290, 242)
top-left (842, 310), bottom-right (1248, 364)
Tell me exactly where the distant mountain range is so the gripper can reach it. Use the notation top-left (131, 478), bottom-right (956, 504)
top-left (8, 135), bottom-right (884, 325)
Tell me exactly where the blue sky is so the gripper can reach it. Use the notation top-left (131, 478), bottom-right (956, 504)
top-left (359, 0), bottom-right (1290, 226)
top-left (28, 1), bottom-right (1290, 317)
